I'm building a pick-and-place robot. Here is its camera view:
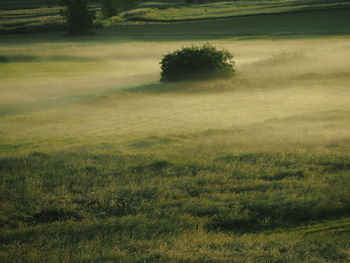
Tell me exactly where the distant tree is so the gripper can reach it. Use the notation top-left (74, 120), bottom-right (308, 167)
top-left (185, 0), bottom-right (207, 4)
top-left (45, 0), bottom-right (55, 7)
top-left (60, 0), bottom-right (95, 35)
top-left (102, 0), bottom-right (140, 18)
top-left (102, 0), bottom-right (115, 17)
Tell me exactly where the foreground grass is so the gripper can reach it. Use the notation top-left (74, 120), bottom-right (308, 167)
top-left (1, 150), bottom-right (350, 262)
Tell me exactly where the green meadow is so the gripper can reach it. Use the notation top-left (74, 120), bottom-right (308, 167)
top-left (129, 0), bottom-right (350, 22)
top-left (1, 1), bottom-right (350, 262)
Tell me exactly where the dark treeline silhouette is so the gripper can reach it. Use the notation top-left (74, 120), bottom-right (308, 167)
top-left (60, 0), bottom-right (95, 34)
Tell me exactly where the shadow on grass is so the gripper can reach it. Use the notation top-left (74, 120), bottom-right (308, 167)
top-left (121, 75), bottom-right (238, 94)
top-left (0, 54), bottom-right (101, 63)
top-left (0, 214), bottom-right (198, 245)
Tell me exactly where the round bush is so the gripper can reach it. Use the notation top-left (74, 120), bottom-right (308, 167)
top-left (160, 44), bottom-right (235, 82)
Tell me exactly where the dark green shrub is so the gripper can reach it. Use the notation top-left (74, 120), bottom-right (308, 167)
top-left (102, 0), bottom-right (115, 17)
top-left (60, 0), bottom-right (95, 35)
top-left (102, 0), bottom-right (140, 18)
top-left (160, 44), bottom-right (235, 82)
top-left (185, 0), bottom-right (207, 4)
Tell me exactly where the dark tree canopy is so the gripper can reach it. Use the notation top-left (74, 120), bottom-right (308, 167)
top-left (61, 0), bottom-right (95, 35)
top-left (102, 0), bottom-right (140, 17)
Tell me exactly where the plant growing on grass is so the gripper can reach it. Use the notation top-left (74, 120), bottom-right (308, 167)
top-left (185, 0), bottom-right (207, 4)
top-left (60, 0), bottom-right (95, 35)
top-left (102, 0), bottom-right (140, 18)
top-left (160, 44), bottom-right (235, 82)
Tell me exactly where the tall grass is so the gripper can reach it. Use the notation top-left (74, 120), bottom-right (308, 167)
top-left (1, 150), bottom-right (350, 262)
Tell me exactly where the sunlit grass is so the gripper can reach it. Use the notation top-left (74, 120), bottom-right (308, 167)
top-left (125, 0), bottom-right (350, 22)
top-left (0, 7), bottom-right (64, 33)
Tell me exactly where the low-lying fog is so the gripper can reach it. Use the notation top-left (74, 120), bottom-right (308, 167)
top-left (1, 37), bottom-right (349, 153)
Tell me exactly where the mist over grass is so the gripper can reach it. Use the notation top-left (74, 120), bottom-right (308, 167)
top-left (1, 36), bottom-right (350, 152)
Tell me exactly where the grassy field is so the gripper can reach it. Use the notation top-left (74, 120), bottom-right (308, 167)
top-left (129, 0), bottom-right (350, 22)
top-left (0, 0), bottom-right (101, 34)
top-left (1, 0), bottom-right (350, 33)
top-left (1, 3), bottom-right (350, 263)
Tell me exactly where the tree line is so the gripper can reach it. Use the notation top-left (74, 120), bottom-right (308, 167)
top-left (61, 0), bottom-right (237, 34)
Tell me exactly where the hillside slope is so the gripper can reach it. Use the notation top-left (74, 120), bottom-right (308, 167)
top-left (1, 0), bottom-right (350, 34)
